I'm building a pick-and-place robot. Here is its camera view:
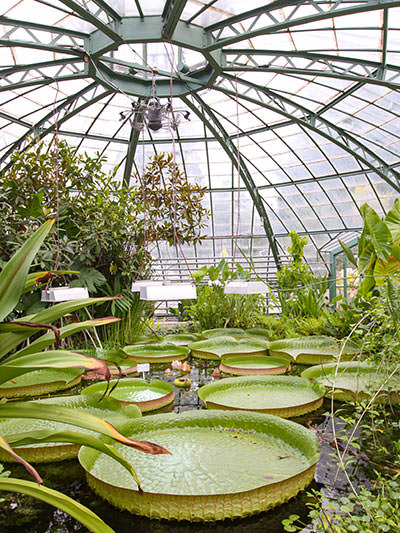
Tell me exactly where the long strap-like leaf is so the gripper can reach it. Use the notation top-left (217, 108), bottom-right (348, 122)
top-left (0, 478), bottom-right (115, 533)
top-left (0, 402), bottom-right (170, 456)
top-left (0, 219), bottom-right (54, 321)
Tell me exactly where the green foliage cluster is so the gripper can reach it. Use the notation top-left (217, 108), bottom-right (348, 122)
top-left (340, 201), bottom-right (400, 297)
top-left (0, 141), bottom-right (208, 285)
top-left (276, 232), bottom-right (327, 318)
top-left (184, 259), bottom-right (267, 330)
top-left (0, 140), bottom-right (209, 345)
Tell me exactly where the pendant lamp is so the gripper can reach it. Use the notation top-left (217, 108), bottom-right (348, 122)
top-left (41, 286), bottom-right (89, 302)
top-left (139, 282), bottom-right (197, 301)
top-left (224, 280), bottom-right (266, 295)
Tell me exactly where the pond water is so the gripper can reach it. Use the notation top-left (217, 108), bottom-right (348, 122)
top-left (0, 358), bottom-right (378, 533)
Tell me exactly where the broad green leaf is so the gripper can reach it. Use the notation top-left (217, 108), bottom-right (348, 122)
top-left (0, 350), bottom-right (110, 385)
top-left (0, 435), bottom-right (42, 484)
top-left (373, 254), bottom-right (400, 286)
top-left (0, 296), bottom-right (118, 358)
top-left (0, 478), bottom-right (115, 533)
top-left (360, 203), bottom-right (392, 261)
top-left (385, 198), bottom-right (400, 243)
top-left (0, 402), bottom-right (170, 455)
top-left (338, 240), bottom-right (357, 267)
top-left (23, 270), bottom-right (79, 293)
top-left (8, 317), bottom-right (120, 360)
top-left (386, 277), bottom-right (399, 325)
top-left (6, 430), bottom-right (142, 490)
top-left (0, 219), bottom-right (54, 321)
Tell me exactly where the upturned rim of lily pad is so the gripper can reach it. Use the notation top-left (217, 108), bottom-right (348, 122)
top-left (0, 368), bottom-right (83, 398)
top-left (189, 336), bottom-right (269, 360)
top-left (198, 375), bottom-right (324, 418)
top-left (0, 395), bottom-right (141, 463)
top-left (301, 361), bottom-right (400, 402)
top-left (121, 344), bottom-right (189, 363)
top-left (220, 355), bottom-right (290, 376)
top-left (82, 378), bottom-right (174, 412)
top-left (78, 410), bottom-right (319, 521)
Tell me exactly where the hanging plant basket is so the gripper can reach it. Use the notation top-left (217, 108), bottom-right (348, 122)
top-left (302, 361), bottom-right (400, 402)
top-left (121, 344), bottom-right (189, 363)
top-left (82, 378), bottom-right (174, 412)
top-left (78, 410), bottom-right (319, 521)
top-left (0, 368), bottom-right (83, 399)
top-left (220, 355), bottom-right (290, 376)
top-left (0, 395), bottom-right (141, 463)
top-left (268, 336), bottom-right (358, 365)
top-left (198, 375), bottom-right (324, 418)
top-left (189, 336), bottom-right (268, 360)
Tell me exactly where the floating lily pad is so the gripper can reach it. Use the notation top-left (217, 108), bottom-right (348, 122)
top-left (189, 336), bottom-right (268, 360)
top-left (268, 336), bottom-right (357, 365)
top-left (0, 395), bottom-right (141, 463)
top-left (82, 378), bottom-right (174, 412)
top-left (302, 361), bottom-right (400, 402)
top-left (162, 333), bottom-right (202, 346)
top-left (244, 328), bottom-right (270, 339)
top-left (79, 410), bottom-right (319, 521)
top-left (122, 344), bottom-right (189, 363)
top-left (0, 368), bottom-right (83, 398)
top-left (201, 328), bottom-right (246, 339)
top-left (198, 375), bottom-right (324, 418)
top-left (220, 355), bottom-right (290, 376)
top-left (131, 335), bottom-right (162, 344)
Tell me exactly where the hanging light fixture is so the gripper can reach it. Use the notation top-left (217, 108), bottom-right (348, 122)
top-left (120, 74), bottom-right (190, 132)
top-left (224, 280), bottom-right (267, 295)
top-left (139, 282), bottom-right (197, 301)
top-left (41, 286), bottom-right (89, 302)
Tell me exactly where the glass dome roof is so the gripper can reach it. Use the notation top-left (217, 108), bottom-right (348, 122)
top-left (1, 0), bottom-right (400, 279)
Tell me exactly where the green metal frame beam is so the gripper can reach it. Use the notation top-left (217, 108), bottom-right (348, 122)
top-left (0, 16), bottom-right (88, 38)
top-left (206, 0), bottom-right (400, 51)
top-left (58, 0), bottom-right (122, 43)
top-left (0, 83), bottom-right (112, 169)
top-left (221, 49), bottom-right (400, 91)
top-left (162, 0), bottom-right (189, 40)
top-left (90, 0), bottom-right (122, 21)
top-left (0, 111), bottom-right (31, 128)
top-left (0, 59), bottom-right (87, 92)
top-left (89, 59), bottom-right (215, 97)
top-left (214, 74), bottom-right (400, 194)
top-left (182, 94), bottom-right (282, 270)
top-left (122, 126), bottom-right (141, 187)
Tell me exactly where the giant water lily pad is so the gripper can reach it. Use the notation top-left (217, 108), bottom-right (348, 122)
top-left (198, 375), bottom-right (324, 418)
top-left (82, 378), bottom-right (174, 412)
top-left (268, 336), bottom-right (357, 365)
top-left (162, 333), bottom-right (202, 346)
top-left (0, 368), bottom-right (83, 398)
top-left (79, 410), bottom-right (319, 521)
top-left (220, 355), bottom-right (290, 376)
top-left (201, 328), bottom-right (246, 339)
top-left (122, 344), bottom-right (189, 363)
top-left (0, 395), bottom-right (141, 463)
top-left (302, 361), bottom-right (400, 402)
top-left (189, 336), bottom-right (268, 360)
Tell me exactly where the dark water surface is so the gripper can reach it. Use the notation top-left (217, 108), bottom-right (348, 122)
top-left (0, 359), bottom-right (368, 533)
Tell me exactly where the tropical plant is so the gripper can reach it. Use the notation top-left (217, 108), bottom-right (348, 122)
top-left (0, 140), bottom-right (210, 346)
top-left (277, 232), bottom-right (327, 318)
top-left (340, 200), bottom-right (400, 297)
top-left (185, 259), bottom-right (267, 330)
top-left (0, 219), bottom-right (169, 532)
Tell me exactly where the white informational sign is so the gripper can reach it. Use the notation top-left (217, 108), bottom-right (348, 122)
top-left (137, 363), bottom-right (150, 374)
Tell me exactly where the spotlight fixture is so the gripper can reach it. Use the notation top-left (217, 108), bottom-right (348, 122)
top-left (120, 76), bottom-right (190, 132)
